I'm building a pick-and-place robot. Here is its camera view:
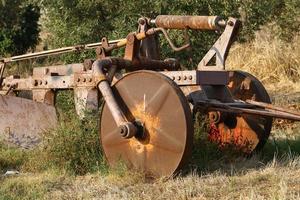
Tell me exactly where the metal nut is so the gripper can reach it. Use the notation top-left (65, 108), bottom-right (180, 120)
top-left (33, 80), bottom-right (38, 86)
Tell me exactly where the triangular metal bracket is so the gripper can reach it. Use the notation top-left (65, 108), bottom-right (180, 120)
top-left (198, 18), bottom-right (240, 70)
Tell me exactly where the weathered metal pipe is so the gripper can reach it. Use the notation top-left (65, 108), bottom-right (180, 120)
top-left (246, 100), bottom-right (300, 117)
top-left (198, 101), bottom-right (300, 121)
top-left (93, 59), bottom-right (137, 139)
top-left (0, 39), bottom-right (123, 63)
top-left (153, 15), bottom-right (225, 30)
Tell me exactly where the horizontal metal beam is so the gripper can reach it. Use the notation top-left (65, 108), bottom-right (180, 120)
top-left (161, 70), bottom-right (229, 86)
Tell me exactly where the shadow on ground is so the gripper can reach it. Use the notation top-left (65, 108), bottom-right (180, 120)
top-left (186, 129), bottom-right (300, 176)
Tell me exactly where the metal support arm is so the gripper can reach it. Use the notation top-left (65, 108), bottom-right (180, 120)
top-left (93, 59), bottom-right (137, 139)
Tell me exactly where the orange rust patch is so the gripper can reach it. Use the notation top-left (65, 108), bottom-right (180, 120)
top-left (209, 117), bottom-right (259, 153)
top-left (228, 81), bottom-right (234, 89)
top-left (129, 103), bottom-right (161, 154)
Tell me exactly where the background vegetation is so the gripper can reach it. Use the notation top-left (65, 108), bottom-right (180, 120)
top-left (0, 0), bottom-right (300, 199)
top-left (0, 0), bottom-right (40, 56)
top-left (1, 0), bottom-right (299, 63)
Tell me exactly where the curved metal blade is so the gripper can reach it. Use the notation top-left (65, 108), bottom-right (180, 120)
top-left (0, 95), bottom-right (57, 149)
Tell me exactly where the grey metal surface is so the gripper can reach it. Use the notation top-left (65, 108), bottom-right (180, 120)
top-left (0, 95), bottom-right (57, 149)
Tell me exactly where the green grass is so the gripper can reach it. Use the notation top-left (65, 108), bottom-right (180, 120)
top-left (0, 144), bottom-right (27, 174)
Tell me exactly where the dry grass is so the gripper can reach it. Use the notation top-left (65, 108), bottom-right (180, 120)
top-left (1, 155), bottom-right (300, 200)
top-left (227, 29), bottom-right (300, 94)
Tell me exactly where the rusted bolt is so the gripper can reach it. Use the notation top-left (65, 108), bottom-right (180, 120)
top-left (183, 76), bottom-right (187, 80)
top-left (88, 77), bottom-right (93, 82)
top-left (227, 20), bottom-right (234, 26)
top-left (177, 76), bottom-right (181, 81)
top-left (172, 76), bottom-right (175, 80)
top-left (189, 75), bottom-right (193, 80)
top-left (44, 80), bottom-right (48, 85)
top-left (39, 80), bottom-right (43, 85)
top-left (209, 111), bottom-right (221, 124)
top-left (138, 18), bottom-right (146, 25)
top-left (83, 78), bottom-right (86, 82)
top-left (33, 80), bottom-right (38, 86)
top-left (77, 78), bottom-right (81, 82)
top-left (119, 125), bottom-right (128, 138)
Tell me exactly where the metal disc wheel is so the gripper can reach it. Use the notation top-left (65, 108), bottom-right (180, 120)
top-left (208, 70), bottom-right (273, 153)
top-left (100, 70), bottom-right (193, 177)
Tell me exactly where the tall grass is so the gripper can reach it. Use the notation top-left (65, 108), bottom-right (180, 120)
top-left (227, 28), bottom-right (300, 93)
top-left (23, 91), bottom-right (107, 175)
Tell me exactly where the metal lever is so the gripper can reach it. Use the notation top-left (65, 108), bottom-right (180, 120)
top-left (157, 28), bottom-right (190, 52)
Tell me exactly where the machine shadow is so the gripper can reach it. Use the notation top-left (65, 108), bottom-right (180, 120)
top-left (183, 133), bottom-right (300, 176)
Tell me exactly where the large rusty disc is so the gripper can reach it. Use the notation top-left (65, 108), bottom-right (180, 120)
top-left (208, 70), bottom-right (272, 152)
top-left (100, 70), bottom-right (193, 177)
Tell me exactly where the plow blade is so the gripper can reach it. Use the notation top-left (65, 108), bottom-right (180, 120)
top-left (0, 95), bottom-right (57, 149)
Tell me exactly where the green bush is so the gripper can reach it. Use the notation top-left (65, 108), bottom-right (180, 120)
top-left (275, 0), bottom-right (300, 40)
top-left (0, 1), bottom-right (40, 56)
top-left (32, 0), bottom-right (241, 66)
top-left (28, 0), bottom-right (298, 68)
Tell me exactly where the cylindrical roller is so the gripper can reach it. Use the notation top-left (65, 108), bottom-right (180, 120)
top-left (153, 15), bottom-right (224, 30)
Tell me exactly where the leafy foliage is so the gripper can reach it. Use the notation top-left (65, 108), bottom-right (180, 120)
top-left (0, 1), bottom-right (40, 56)
top-left (31, 0), bottom-right (299, 68)
top-left (275, 0), bottom-right (300, 40)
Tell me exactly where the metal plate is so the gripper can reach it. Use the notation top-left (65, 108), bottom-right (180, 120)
top-left (0, 95), bottom-right (57, 149)
top-left (100, 70), bottom-right (193, 177)
top-left (208, 70), bottom-right (272, 152)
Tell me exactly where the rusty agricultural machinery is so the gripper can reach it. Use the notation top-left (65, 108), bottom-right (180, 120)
top-left (1, 15), bottom-right (300, 177)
